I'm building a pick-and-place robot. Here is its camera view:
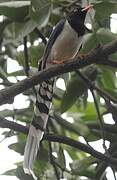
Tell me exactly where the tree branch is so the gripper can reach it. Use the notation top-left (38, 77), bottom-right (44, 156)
top-left (0, 39), bottom-right (117, 105)
top-left (0, 117), bottom-right (117, 167)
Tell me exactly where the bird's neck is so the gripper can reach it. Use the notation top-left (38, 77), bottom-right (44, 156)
top-left (67, 16), bottom-right (85, 36)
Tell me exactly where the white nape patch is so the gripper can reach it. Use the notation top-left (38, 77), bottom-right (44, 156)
top-left (56, 78), bottom-right (66, 91)
top-left (85, 23), bottom-right (92, 30)
top-left (103, 113), bottom-right (115, 125)
top-left (111, 14), bottom-right (117, 33)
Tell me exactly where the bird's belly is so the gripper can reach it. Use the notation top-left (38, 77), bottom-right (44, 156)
top-left (51, 29), bottom-right (83, 62)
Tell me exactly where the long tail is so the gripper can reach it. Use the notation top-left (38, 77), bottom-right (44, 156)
top-left (23, 78), bottom-right (54, 179)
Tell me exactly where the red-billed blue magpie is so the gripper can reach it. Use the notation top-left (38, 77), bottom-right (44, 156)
top-left (23, 4), bottom-right (93, 179)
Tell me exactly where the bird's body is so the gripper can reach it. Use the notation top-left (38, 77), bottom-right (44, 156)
top-left (23, 5), bottom-right (92, 179)
top-left (49, 20), bottom-right (83, 62)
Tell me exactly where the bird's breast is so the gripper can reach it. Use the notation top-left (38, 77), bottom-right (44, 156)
top-left (50, 20), bottom-right (83, 62)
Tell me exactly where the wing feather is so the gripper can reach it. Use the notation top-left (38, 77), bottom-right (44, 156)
top-left (42, 19), bottom-right (65, 67)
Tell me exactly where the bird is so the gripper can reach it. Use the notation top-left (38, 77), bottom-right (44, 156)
top-left (23, 4), bottom-right (93, 179)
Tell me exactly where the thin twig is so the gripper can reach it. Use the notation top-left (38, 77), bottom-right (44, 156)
top-left (111, 167), bottom-right (117, 180)
top-left (23, 35), bottom-right (38, 102)
top-left (75, 70), bottom-right (107, 152)
top-left (91, 90), bottom-right (107, 151)
top-left (47, 126), bottom-right (60, 180)
top-left (54, 161), bottom-right (71, 174)
top-left (75, 69), bottom-right (117, 105)
top-left (23, 36), bottom-right (30, 76)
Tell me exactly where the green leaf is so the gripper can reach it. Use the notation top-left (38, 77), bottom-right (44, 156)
top-left (61, 66), bottom-right (98, 113)
top-left (94, 1), bottom-right (117, 20)
top-left (70, 156), bottom-right (95, 178)
top-left (54, 113), bottom-right (90, 137)
top-left (37, 145), bottom-right (48, 162)
top-left (14, 19), bottom-right (37, 40)
top-left (16, 43), bottom-right (44, 67)
top-left (98, 66), bottom-right (116, 90)
top-left (0, 109), bottom-right (14, 117)
top-left (8, 133), bottom-right (26, 155)
top-left (8, 142), bottom-right (25, 155)
top-left (58, 146), bottom-right (66, 168)
top-left (103, 88), bottom-right (117, 100)
top-left (61, 74), bottom-right (86, 113)
top-left (96, 28), bottom-right (116, 44)
top-left (30, 44), bottom-right (44, 67)
top-left (81, 28), bottom-right (116, 54)
top-left (16, 166), bottom-right (34, 180)
top-left (3, 168), bottom-right (17, 176)
top-left (30, 0), bottom-right (52, 27)
top-left (0, 1), bottom-right (30, 21)
top-left (0, 65), bottom-right (7, 79)
top-left (81, 33), bottom-right (98, 54)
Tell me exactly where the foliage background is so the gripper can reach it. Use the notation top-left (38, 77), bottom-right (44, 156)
top-left (0, 0), bottom-right (117, 179)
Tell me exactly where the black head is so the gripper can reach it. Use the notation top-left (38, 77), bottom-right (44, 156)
top-left (67, 5), bottom-right (93, 36)
top-left (68, 8), bottom-right (87, 22)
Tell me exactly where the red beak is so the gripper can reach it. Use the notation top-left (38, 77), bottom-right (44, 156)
top-left (81, 4), bottom-right (93, 12)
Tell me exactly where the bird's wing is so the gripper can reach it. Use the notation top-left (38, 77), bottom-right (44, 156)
top-left (42, 19), bottom-right (65, 67)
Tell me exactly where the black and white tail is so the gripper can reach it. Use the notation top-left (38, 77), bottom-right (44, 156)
top-left (23, 61), bottom-right (54, 179)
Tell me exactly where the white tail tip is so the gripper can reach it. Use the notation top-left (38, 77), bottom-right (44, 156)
top-left (23, 125), bottom-right (44, 180)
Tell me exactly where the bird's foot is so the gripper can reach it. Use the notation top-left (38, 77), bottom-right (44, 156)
top-left (77, 54), bottom-right (86, 60)
top-left (50, 60), bottom-right (65, 64)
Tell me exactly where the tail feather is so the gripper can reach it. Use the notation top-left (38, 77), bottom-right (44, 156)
top-left (23, 125), bottom-right (43, 179)
top-left (23, 79), bottom-right (54, 179)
